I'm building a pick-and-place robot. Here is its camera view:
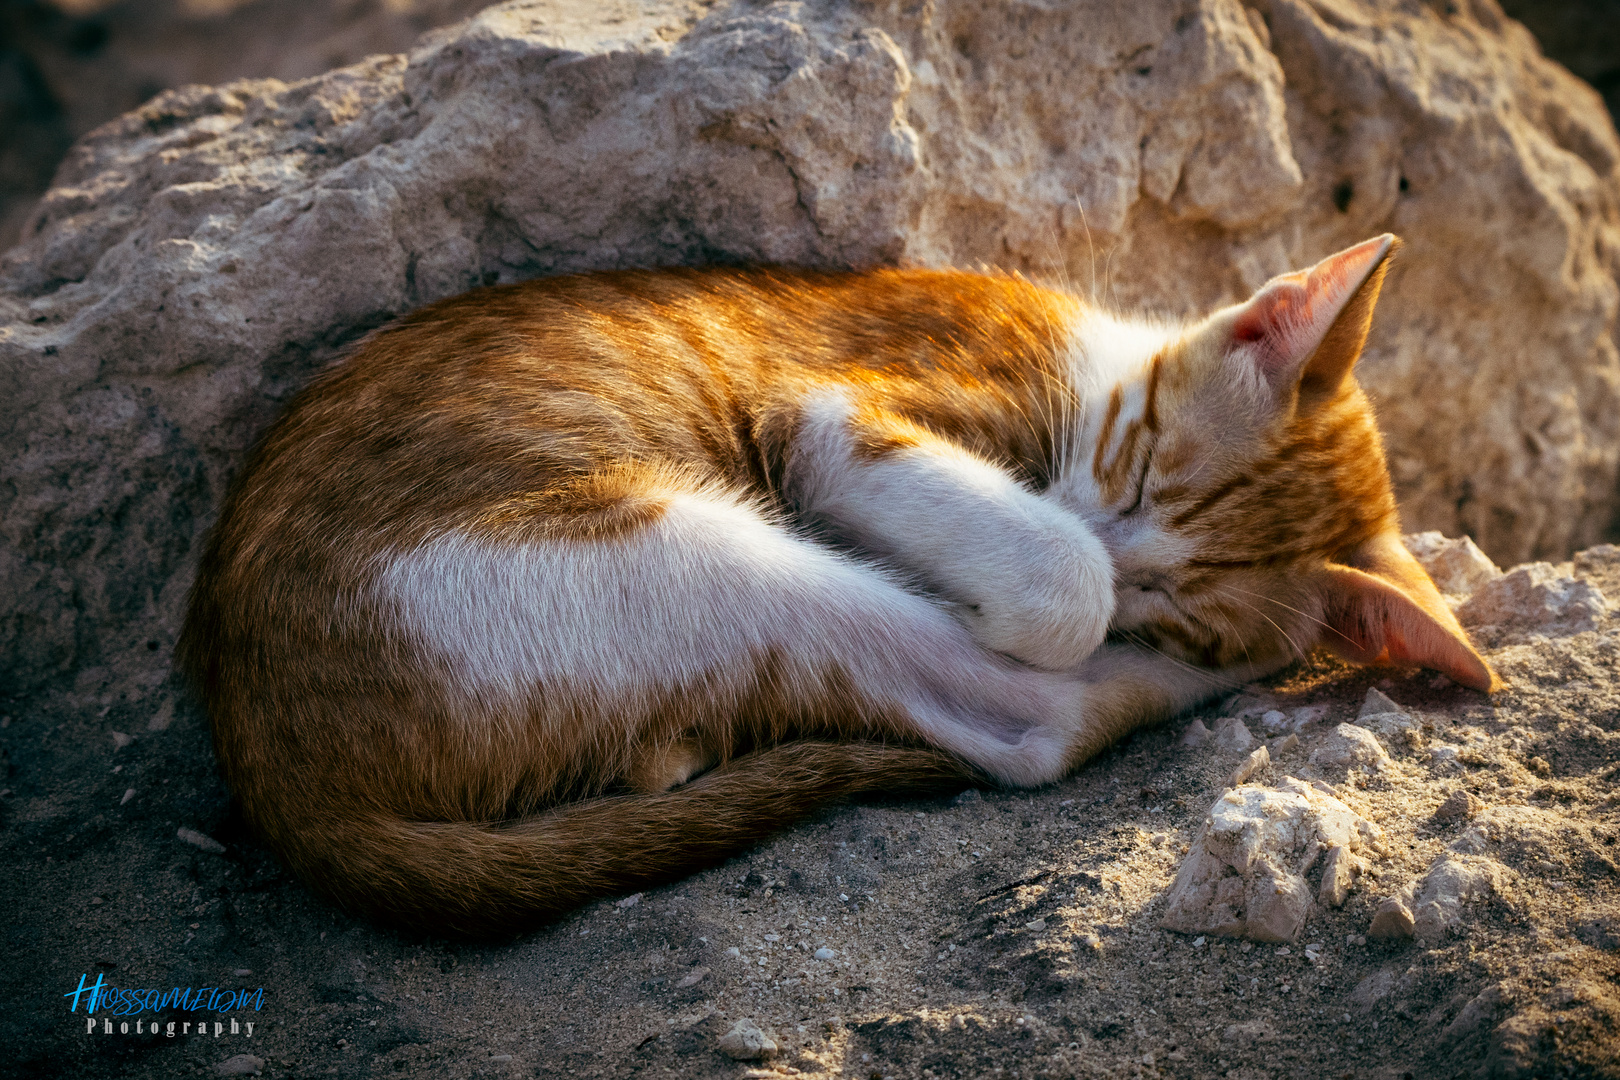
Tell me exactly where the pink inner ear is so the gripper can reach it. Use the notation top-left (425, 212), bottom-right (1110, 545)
top-left (1231, 236), bottom-right (1394, 390)
top-left (1318, 561), bottom-right (1500, 692)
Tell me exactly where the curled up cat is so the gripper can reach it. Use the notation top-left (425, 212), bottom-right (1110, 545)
top-left (178, 233), bottom-right (1498, 936)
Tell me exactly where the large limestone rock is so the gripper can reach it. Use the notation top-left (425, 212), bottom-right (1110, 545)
top-left (0, 0), bottom-right (496, 248)
top-left (2, 0), bottom-right (1618, 697)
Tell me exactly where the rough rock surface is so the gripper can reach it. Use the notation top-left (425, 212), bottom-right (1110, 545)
top-left (1309, 722), bottom-right (1393, 773)
top-left (0, 0), bottom-right (497, 249)
top-left (3, 0), bottom-right (1620, 697)
top-left (1457, 561), bottom-right (1612, 638)
top-left (1403, 530), bottom-right (1504, 600)
top-left (1160, 777), bottom-right (1384, 942)
top-left (1371, 853), bottom-right (1505, 942)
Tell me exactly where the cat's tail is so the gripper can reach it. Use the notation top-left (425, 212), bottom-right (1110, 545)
top-left (287, 742), bottom-right (976, 937)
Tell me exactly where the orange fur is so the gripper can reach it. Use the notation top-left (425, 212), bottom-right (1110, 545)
top-left (179, 242), bottom-right (1496, 935)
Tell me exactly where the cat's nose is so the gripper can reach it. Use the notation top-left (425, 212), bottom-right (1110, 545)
top-left (1117, 570), bottom-right (1174, 594)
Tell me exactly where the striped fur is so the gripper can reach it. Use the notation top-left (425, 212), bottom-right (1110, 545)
top-left (178, 236), bottom-right (1496, 935)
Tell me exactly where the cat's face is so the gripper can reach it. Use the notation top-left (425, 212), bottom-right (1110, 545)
top-left (1057, 236), bottom-right (1498, 690)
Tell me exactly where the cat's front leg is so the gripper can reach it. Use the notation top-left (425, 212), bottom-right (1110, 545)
top-left (785, 393), bottom-right (1114, 670)
top-left (1061, 643), bottom-right (1289, 768)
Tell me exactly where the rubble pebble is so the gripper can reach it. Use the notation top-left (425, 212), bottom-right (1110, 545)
top-left (718, 1019), bottom-right (778, 1061)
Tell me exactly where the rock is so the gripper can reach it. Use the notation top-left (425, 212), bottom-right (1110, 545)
top-left (1211, 718), bottom-right (1255, 754)
top-left (1268, 734), bottom-right (1299, 757)
top-left (675, 966), bottom-right (708, 988)
top-left (1160, 777), bottom-right (1383, 943)
top-left (1259, 710), bottom-right (1289, 733)
top-left (1455, 563), bottom-right (1610, 633)
top-left (1318, 843), bottom-right (1361, 908)
top-left (1571, 544), bottom-right (1620, 598)
top-left (1351, 967), bottom-right (1398, 1007)
top-left (1429, 743), bottom-right (1462, 772)
top-left (615, 892), bottom-right (642, 909)
top-left (717, 1019), bottom-right (778, 1061)
top-left (120, 787), bottom-right (135, 805)
top-left (1439, 983), bottom-right (1506, 1047)
top-left (0, 0), bottom-right (496, 250)
top-left (1368, 897), bottom-right (1416, 941)
top-left (1434, 789), bottom-right (1485, 823)
top-left (215, 1055), bottom-right (264, 1077)
top-left (1382, 855), bottom-right (1503, 943)
top-left (176, 826), bottom-right (226, 854)
top-left (3, 0), bottom-right (1619, 698)
top-left (1227, 746), bottom-right (1270, 788)
top-left (813, 947), bottom-right (836, 961)
top-left (1179, 719), bottom-right (1211, 747)
top-left (1354, 688), bottom-right (1417, 738)
top-left (110, 731), bottom-right (133, 749)
top-left (951, 788), bottom-right (982, 806)
top-left (1288, 705), bottom-right (1329, 729)
top-left (1402, 532), bottom-right (1503, 599)
top-left (1309, 724), bottom-right (1392, 773)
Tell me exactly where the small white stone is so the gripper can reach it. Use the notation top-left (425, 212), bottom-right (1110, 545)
top-left (1456, 562), bottom-right (1609, 631)
top-left (1259, 710), bottom-right (1289, 732)
top-left (1402, 532), bottom-right (1502, 598)
top-left (1211, 717), bottom-right (1254, 752)
top-left (1310, 724), bottom-right (1392, 772)
top-left (615, 892), bottom-right (642, 908)
top-left (215, 1055), bottom-right (264, 1077)
top-left (1024, 918), bottom-right (1047, 932)
top-left (1289, 705), bottom-right (1329, 728)
top-left (814, 947), bottom-right (836, 960)
top-left (717, 1019), bottom-right (779, 1061)
top-left (120, 788), bottom-right (136, 805)
top-left (1228, 746), bottom-right (1270, 788)
top-left (1161, 778), bottom-right (1382, 943)
top-left (176, 827), bottom-right (225, 854)
top-left (1180, 719), bottom-right (1211, 747)
top-left (676, 967), bottom-right (709, 988)
top-left (110, 731), bottom-right (133, 749)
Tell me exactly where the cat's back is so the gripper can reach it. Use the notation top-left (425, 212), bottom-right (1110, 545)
top-left (210, 266), bottom-right (1080, 567)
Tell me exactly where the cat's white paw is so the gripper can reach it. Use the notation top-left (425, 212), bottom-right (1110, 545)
top-left (957, 520), bottom-right (1115, 670)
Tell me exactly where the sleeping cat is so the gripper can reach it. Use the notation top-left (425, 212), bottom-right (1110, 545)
top-left (178, 233), bottom-right (1497, 935)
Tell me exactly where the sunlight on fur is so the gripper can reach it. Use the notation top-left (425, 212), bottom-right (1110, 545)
top-left (178, 234), bottom-right (1497, 935)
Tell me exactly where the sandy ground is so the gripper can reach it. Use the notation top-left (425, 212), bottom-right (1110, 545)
top-left (3, 554), bottom-right (1619, 1080)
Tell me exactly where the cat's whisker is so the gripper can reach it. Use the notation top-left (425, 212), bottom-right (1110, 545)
top-left (1199, 586), bottom-right (1306, 661)
top-left (1114, 630), bottom-right (1232, 690)
top-left (1212, 582), bottom-right (1354, 648)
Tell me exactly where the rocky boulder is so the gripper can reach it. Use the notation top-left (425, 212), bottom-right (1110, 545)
top-left (2, 0), bottom-right (1618, 698)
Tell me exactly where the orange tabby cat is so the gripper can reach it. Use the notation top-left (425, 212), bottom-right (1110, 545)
top-left (178, 234), bottom-right (1496, 935)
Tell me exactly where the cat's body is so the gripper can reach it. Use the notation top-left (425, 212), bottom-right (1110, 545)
top-left (179, 236), bottom-right (1496, 935)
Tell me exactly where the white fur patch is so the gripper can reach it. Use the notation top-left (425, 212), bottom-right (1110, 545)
top-left (370, 488), bottom-right (1092, 785)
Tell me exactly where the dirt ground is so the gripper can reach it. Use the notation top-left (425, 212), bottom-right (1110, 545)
top-left (3, 545), bottom-right (1619, 1080)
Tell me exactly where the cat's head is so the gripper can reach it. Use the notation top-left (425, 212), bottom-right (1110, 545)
top-left (1059, 235), bottom-right (1500, 691)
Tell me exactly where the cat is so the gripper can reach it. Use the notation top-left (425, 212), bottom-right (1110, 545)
top-left (177, 233), bottom-right (1498, 936)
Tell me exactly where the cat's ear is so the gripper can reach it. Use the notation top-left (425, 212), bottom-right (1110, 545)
top-left (1315, 533), bottom-right (1502, 692)
top-left (1227, 234), bottom-right (1400, 407)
